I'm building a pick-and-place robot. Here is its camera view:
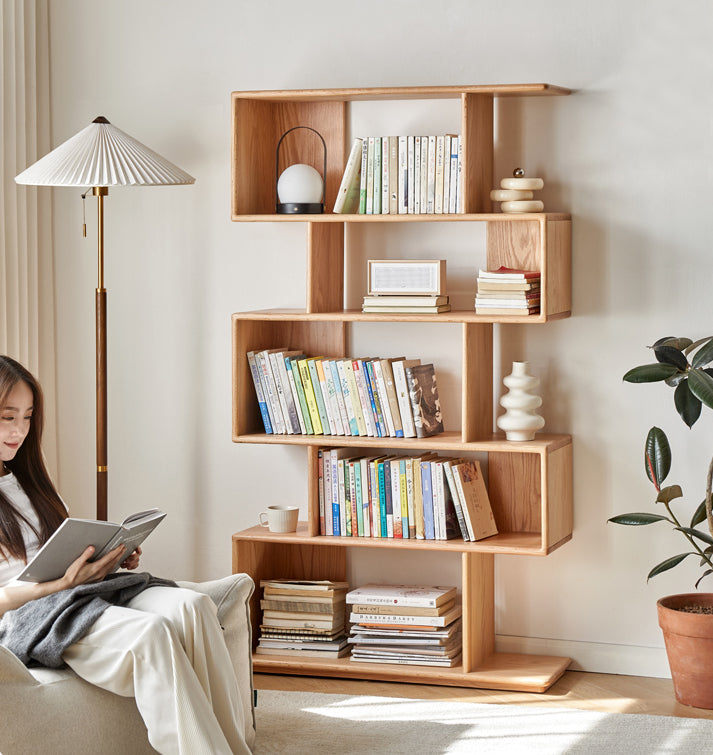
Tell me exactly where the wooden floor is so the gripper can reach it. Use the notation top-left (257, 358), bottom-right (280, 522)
top-left (255, 670), bottom-right (713, 720)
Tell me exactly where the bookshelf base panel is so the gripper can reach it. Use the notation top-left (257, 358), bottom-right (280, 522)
top-left (251, 652), bottom-right (571, 693)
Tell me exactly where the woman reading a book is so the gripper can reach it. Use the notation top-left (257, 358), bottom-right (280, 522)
top-left (0, 355), bottom-right (250, 755)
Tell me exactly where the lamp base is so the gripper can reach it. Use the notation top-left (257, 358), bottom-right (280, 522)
top-left (276, 202), bottom-right (324, 214)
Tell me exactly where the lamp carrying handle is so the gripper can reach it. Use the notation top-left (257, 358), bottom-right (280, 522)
top-left (275, 126), bottom-right (327, 207)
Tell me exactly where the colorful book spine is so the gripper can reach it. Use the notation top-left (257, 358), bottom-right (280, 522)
top-left (246, 351), bottom-right (273, 433)
top-left (308, 358), bottom-right (332, 436)
top-left (297, 359), bottom-right (323, 434)
top-left (290, 357), bottom-right (314, 434)
top-left (421, 459), bottom-right (436, 540)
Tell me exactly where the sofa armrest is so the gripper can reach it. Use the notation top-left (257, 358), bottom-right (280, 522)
top-left (178, 573), bottom-right (255, 745)
top-left (0, 643), bottom-right (38, 685)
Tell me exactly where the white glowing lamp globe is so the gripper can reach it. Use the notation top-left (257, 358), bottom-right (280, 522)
top-left (276, 164), bottom-right (324, 214)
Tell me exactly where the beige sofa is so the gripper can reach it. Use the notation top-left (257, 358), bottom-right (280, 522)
top-left (0, 573), bottom-right (256, 755)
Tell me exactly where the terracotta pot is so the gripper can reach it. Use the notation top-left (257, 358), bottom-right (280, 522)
top-left (657, 593), bottom-right (713, 708)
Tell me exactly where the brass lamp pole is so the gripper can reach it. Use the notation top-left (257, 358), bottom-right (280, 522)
top-left (16, 117), bottom-right (194, 520)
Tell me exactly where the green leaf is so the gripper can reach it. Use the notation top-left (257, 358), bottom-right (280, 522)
top-left (688, 368), bottom-right (713, 410)
top-left (623, 364), bottom-right (680, 383)
top-left (647, 553), bottom-right (694, 580)
top-left (608, 513), bottom-right (669, 525)
top-left (676, 526), bottom-right (713, 546)
top-left (645, 427), bottom-right (670, 489)
top-left (654, 345), bottom-right (689, 370)
top-left (695, 570), bottom-right (713, 589)
top-left (689, 337), bottom-right (713, 365)
top-left (656, 485), bottom-right (683, 504)
top-left (654, 337), bottom-right (694, 351)
top-left (674, 380), bottom-right (702, 427)
top-left (691, 500), bottom-right (707, 528)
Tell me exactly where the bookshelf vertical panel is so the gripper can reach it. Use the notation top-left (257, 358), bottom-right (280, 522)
top-left (307, 222), bottom-right (344, 313)
top-left (232, 98), bottom-right (276, 216)
top-left (461, 552), bottom-right (494, 672)
top-left (232, 537), bottom-right (347, 649)
top-left (307, 446), bottom-right (322, 537)
top-left (488, 451), bottom-right (542, 539)
top-left (461, 323), bottom-right (493, 442)
top-left (543, 218), bottom-right (572, 317)
top-left (460, 93), bottom-right (494, 214)
top-left (486, 218), bottom-right (540, 272)
top-left (544, 442), bottom-right (573, 551)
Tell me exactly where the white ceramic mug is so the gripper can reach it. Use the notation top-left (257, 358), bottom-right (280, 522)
top-left (258, 505), bottom-right (299, 533)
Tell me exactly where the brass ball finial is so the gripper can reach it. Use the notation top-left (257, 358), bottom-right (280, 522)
top-left (513, 168), bottom-right (525, 178)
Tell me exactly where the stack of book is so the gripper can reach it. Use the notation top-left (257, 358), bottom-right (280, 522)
top-left (318, 452), bottom-right (497, 542)
top-left (247, 351), bottom-right (444, 439)
top-left (361, 294), bottom-right (450, 314)
top-left (256, 579), bottom-right (350, 659)
top-left (346, 584), bottom-right (462, 667)
top-left (474, 267), bottom-right (541, 315)
top-left (333, 135), bottom-right (463, 215)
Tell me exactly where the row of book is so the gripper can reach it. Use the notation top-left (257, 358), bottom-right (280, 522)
top-left (475, 266), bottom-right (541, 315)
top-left (247, 350), bottom-right (445, 439)
top-left (256, 579), bottom-right (350, 660)
top-left (318, 449), bottom-right (498, 542)
top-left (255, 581), bottom-right (463, 668)
top-left (361, 294), bottom-right (451, 314)
top-left (333, 135), bottom-right (463, 215)
top-left (347, 584), bottom-right (462, 667)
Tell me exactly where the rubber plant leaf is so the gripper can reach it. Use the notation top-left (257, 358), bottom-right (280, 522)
top-left (687, 368), bottom-right (713, 410)
top-left (647, 553), bottom-right (694, 581)
top-left (676, 526), bottom-right (713, 547)
top-left (655, 337), bottom-right (692, 351)
top-left (623, 364), bottom-right (679, 383)
top-left (695, 569), bottom-right (713, 589)
top-left (645, 427), bottom-right (670, 489)
top-left (656, 485), bottom-right (683, 504)
top-left (674, 380), bottom-right (702, 428)
top-left (608, 513), bottom-right (669, 525)
top-left (691, 500), bottom-right (707, 528)
top-left (653, 344), bottom-right (689, 371)
top-left (690, 336), bottom-right (713, 366)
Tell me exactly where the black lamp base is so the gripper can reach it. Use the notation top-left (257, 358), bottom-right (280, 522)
top-left (276, 202), bottom-right (324, 214)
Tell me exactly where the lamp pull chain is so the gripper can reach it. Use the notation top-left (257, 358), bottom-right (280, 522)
top-left (81, 189), bottom-right (88, 237)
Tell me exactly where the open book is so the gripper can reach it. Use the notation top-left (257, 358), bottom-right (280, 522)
top-left (16, 509), bottom-right (166, 583)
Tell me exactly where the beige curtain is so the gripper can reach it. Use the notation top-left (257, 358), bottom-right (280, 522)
top-left (1, 0), bottom-right (58, 473)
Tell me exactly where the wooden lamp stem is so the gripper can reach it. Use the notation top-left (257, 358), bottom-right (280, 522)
top-left (94, 186), bottom-right (108, 521)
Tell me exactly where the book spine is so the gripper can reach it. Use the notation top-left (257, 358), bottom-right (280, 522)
top-left (407, 135), bottom-right (415, 214)
top-left (349, 612), bottom-right (451, 626)
top-left (284, 357), bottom-right (307, 434)
top-left (444, 460), bottom-right (469, 540)
top-left (323, 446), bottom-right (333, 536)
top-left (397, 136), bottom-right (408, 214)
top-left (372, 359), bottom-right (395, 436)
top-left (333, 137), bottom-right (363, 213)
top-left (352, 360), bottom-right (376, 437)
top-left (360, 457), bottom-right (371, 536)
top-left (343, 360), bottom-right (367, 436)
top-left (406, 457), bottom-right (416, 539)
top-left (420, 135), bottom-right (429, 214)
top-left (336, 360), bottom-right (359, 435)
top-left (452, 463), bottom-right (475, 541)
top-left (388, 136), bottom-right (399, 214)
top-left (381, 360), bottom-right (403, 438)
top-left (328, 360), bottom-right (351, 434)
top-left (320, 359), bottom-right (344, 435)
top-left (383, 457), bottom-right (394, 538)
top-left (318, 448), bottom-right (326, 535)
top-left (448, 136), bottom-right (459, 214)
top-left (414, 458), bottom-right (425, 539)
top-left (442, 135), bottom-right (451, 214)
top-left (269, 352), bottom-right (294, 434)
top-left (290, 358), bottom-right (314, 434)
top-left (377, 459), bottom-right (388, 537)
top-left (432, 461), bottom-right (445, 540)
top-left (358, 138), bottom-right (368, 214)
top-left (258, 350), bottom-right (285, 434)
top-left (365, 137), bottom-right (375, 215)
top-left (246, 351), bottom-right (273, 433)
top-left (369, 458), bottom-right (381, 537)
top-left (413, 136), bottom-right (421, 214)
top-left (329, 450), bottom-right (341, 536)
top-left (390, 458), bottom-right (402, 538)
top-left (339, 458), bottom-right (351, 536)
top-left (353, 459), bottom-right (364, 536)
top-left (364, 360), bottom-right (385, 437)
top-left (297, 359), bottom-right (323, 434)
top-left (435, 135), bottom-right (445, 214)
top-left (381, 136), bottom-right (390, 214)
top-left (427, 135), bottom-right (436, 214)
top-left (275, 352), bottom-right (302, 434)
top-left (421, 459), bottom-right (436, 540)
top-left (308, 359), bottom-right (332, 436)
top-left (456, 137), bottom-right (463, 212)
top-left (399, 458), bottom-right (410, 538)
top-left (392, 362), bottom-right (416, 438)
top-left (372, 137), bottom-right (382, 214)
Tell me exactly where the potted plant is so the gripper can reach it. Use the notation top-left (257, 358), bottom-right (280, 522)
top-left (609, 335), bottom-right (713, 707)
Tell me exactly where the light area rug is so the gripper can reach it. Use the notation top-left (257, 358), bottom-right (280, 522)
top-left (253, 690), bottom-right (713, 754)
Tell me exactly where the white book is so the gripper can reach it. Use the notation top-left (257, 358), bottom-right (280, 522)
top-left (322, 360), bottom-right (345, 435)
top-left (431, 460), bottom-right (444, 539)
top-left (246, 350), bottom-right (272, 434)
top-left (366, 137), bottom-right (375, 215)
top-left (397, 136), bottom-right (408, 214)
top-left (405, 458), bottom-right (416, 539)
top-left (388, 136), bottom-right (399, 214)
top-left (407, 135), bottom-right (415, 214)
top-left (358, 138), bottom-right (369, 214)
top-left (328, 360), bottom-right (352, 435)
top-left (352, 359), bottom-right (376, 437)
top-left (372, 136), bottom-right (382, 214)
top-left (420, 136), bottom-right (429, 214)
top-left (390, 457), bottom-right (403, 538)
top-left (284, 354), bottom-right (308, 434)
top-left (456, 137), bottom-right (463, 213)
top-left (360, 457), bottom-right (371, 536)
top-left (381, 136), bottom-right (390, 214)
top-left (257, 348), bottom-right (287, 434)
top-left (426, 135), bottom-right (436, 213)
top-left (448, 136), bottom-right (459, 214)
top-left (442, 135), bottom-right (451, 214)
top-left (372, 359), bottom-right (396, 436)
top-left (391, 358), bottom-right (421, 438)
top-left (443, 459), bottom-right (470, 540)
top-left (17, 509), bottom-right (166, 583)
top-left (323, 447), bottom-right (333, 536)
top-left (435, 135), bottom-right (445, 214)
top-left (414, 137), bottom-right (421, 214)
top-left (336, 360), bottom-right (358, 436)
top-left (271, 350), bottom-right (303, 434)
top-left (333, 137), bottom-right (363, 213)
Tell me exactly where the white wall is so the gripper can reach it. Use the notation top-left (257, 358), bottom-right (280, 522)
top-left (44, 0), bottom-right (713, 678)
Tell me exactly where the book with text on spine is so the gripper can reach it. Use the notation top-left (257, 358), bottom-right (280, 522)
top-left (346, 584), bottom-right (457, 608)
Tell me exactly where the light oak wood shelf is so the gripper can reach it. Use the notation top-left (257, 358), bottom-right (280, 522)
top-left (230, 83), bottom-right (573, 693)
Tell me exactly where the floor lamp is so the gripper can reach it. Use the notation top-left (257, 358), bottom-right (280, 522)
top-left (15, 116), bottom-right (195, 520)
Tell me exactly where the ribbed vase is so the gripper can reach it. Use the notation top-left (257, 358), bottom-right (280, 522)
top-left (496, 361), bottom-right (545, 441)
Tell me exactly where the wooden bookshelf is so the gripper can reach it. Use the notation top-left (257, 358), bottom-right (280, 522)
top-left (230, 84), bottom-right (573, 693)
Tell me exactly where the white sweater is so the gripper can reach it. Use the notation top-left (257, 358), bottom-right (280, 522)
top-left (0, 473), bottom-right (42, 587)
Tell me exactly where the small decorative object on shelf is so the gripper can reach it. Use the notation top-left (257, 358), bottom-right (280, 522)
top-left (275, 126), bottom-right (326, 214)
top-left (496, 361), bottom-right (546, 441)
top-left (490, 168), bottom-right (544, 213)
top-left (346, 584), bottom-right (462, 667)
top-left (475, 266), bottom-right (541, 315)
top-left (364, 259), bottom-right (450, 312)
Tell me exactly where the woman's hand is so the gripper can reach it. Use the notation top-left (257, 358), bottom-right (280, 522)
top-left (121, 546), bottom-right (142, 570)
top-left (59, 544), bottom-right (127, 589)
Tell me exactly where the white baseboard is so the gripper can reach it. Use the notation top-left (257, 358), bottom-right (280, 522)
top-left (496, 634), bottom-right (671, 679)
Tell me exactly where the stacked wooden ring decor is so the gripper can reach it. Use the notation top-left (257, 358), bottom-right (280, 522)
top-left (490, 169), bottom-right (544, 213)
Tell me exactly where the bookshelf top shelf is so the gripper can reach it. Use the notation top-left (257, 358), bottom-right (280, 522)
top-left (232, 83), bottom-right (572, 102)
top-left (230, 212), bottom-right (571, 224)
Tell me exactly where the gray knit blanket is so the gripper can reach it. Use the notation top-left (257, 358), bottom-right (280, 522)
top-left (0, 572), bottom-right (176, 668)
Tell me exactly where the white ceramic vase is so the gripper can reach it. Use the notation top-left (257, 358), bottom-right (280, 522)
top-left (496, 361), bottom-right (545, 441)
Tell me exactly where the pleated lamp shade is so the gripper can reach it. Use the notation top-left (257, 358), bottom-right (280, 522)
top-left (15, 116), bottom-right (195, 187)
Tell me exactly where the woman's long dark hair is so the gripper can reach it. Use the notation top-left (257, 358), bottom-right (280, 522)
top-left (0, 356), bottom-right (67, 562)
